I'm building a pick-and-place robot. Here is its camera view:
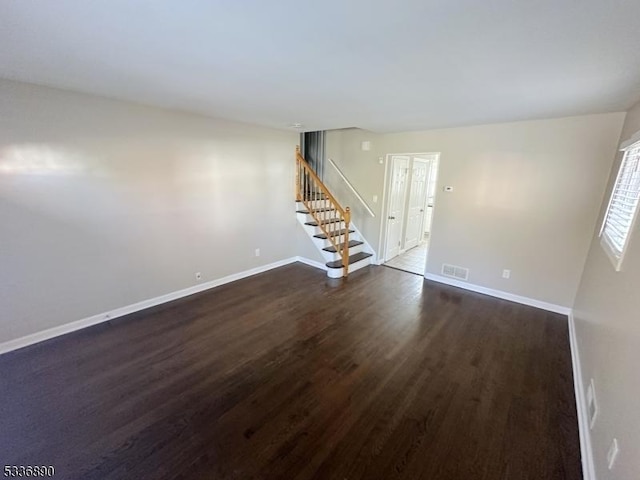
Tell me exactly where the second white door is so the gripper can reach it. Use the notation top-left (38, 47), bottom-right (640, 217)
top-left (404, 158), bottom-right (429, 250)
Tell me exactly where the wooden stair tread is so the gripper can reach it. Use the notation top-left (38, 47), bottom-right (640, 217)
top-left (313, 229), bottom-right (355, 239)
top-left (305, 218), bottom-right (342, 226)
top-left (322, 240), bottom-right (364, 253)
top-left (296, 207), bottom-right (336, 214)
top-left (326, 252), bottom-right (373, 269)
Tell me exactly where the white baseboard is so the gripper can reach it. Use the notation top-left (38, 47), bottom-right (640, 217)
top-left (423, 273), bottom-right (571, 315)
top-left (295, 256), bottom-right (328, 271)
top-left (0, 257), bottom-right (305, 356)
top-left (568, 311), bottom-right (596, 480)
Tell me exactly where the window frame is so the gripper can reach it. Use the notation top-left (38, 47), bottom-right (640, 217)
top-left (599, 135), bottom-right (640, 271)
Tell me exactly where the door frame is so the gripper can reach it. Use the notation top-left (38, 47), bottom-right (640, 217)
top-left (378, 152), bottom-right (441, 275)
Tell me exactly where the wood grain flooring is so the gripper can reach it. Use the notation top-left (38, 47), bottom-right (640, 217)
top-left (0, 263), bottom-right (581, 480)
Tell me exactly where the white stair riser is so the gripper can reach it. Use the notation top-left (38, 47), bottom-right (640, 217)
top-left (322, 244), bottom-right (366, 262)
top-left (314, 235), bottom-right (362, 248)
top-left (310, 222), bottom-right (347, 232)
top-left (327, 267), bottom-right (344, 279)
top-left (326, 257), bottom-right (372, 278)
top-left (299, 223), bottom-right (359, 243)
top-left (347, 258), bottom-right (372, 274)
top-left (302, 220), bottom-right (348, 232)
top-left (296, 199), bottom-right (335, 210)
top-left (298, 211), bottom-right (345, 225)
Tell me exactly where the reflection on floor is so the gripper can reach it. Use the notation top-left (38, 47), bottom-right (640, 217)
top-left (384, 243), bottom-right (428, 275)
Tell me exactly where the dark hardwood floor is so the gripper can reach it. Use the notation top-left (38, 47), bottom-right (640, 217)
top-left (0, 263), bottom-right (581, 480)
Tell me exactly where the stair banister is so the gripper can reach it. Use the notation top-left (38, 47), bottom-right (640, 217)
top-left (295, 146), bottom-right (351, 277)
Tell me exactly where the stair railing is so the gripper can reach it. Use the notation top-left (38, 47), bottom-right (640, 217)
top-left (295, 146), bottom-right (351, 277)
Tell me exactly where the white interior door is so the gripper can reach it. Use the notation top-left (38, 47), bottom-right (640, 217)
top-left (404, 158), bottom-right (429, 250)
top-left (385, 156), bottom-right (409, 261)
top-left (423, 156), bottom-right (439, 238)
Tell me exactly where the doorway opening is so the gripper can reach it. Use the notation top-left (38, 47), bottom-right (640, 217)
top-left (381, 153), bottom-right (440, 275)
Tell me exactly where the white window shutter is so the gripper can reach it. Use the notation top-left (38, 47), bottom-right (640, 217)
top-left (600, 141), bottom-right (640, 270)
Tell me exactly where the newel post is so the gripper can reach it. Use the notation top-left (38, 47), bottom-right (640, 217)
top-left (343, 207), bottom-right (351, 277)
top-left (295, 146), bottom-right (301, 201)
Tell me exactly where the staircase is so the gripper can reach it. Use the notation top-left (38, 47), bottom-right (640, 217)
top-left (295, 147), bottom-right (374, 278)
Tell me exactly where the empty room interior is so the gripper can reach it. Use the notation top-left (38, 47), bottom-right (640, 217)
top-left (1, 2), bottom-right (640, 480)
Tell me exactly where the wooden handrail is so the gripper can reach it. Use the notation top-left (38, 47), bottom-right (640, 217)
top-left (296, 146), bottom-right (351, 277)
top-left (296, 151), bottom-right (346, 217)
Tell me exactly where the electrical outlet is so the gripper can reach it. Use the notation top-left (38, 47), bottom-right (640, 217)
top-left (195, 272), bottom-right (202, 281)
top-left (502, 269), bottom-right (511, 279)
top-left (607, 438), bottom-right (619, 470)
top-left (255, 248), bottom-right (260, 257)
top-left (373, 195), bottom-right (378, 203)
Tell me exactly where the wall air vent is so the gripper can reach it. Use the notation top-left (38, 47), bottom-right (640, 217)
top-left (441, 263), bottom-right (469, 281)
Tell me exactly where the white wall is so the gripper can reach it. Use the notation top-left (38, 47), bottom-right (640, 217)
top-left (326, 113), bottom-right (625, 308)
top-left (573, 99), bottom-right (640, 480)
top-left (295, 223), bottom-right (324, 263)
top-left (325, 128), bottom-right (385, 249)
top-left (0, 79), bottom-right (298, 345)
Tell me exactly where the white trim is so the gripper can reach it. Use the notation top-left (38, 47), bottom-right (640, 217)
top-left (423, 273), bottom-right (571, 314)
top-left (327, 158), bottom-right (376, 217)
top-left (295, 256), bottom-right (328, 271)
top-left (379, 152), bottom-right (441, 266)
top-left (568, 311), bottom-right (597, 480)
top-left (619, 128), bottom-right (640, 150)
top-left (0, 257), bottom-right (307, 355)
top-left (377, 154), bottom-right (391, 263)
top-left (599, 234), bottom-right (623, 272)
